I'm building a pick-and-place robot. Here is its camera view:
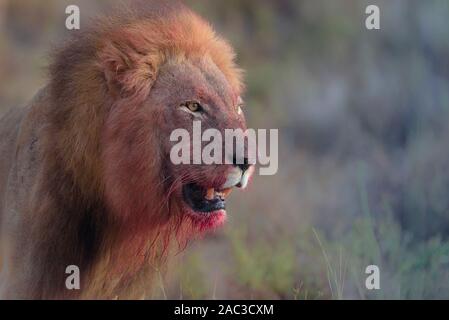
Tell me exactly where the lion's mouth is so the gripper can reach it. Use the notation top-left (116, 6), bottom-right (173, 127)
top-left (182, 183), bottom-right (233, 214)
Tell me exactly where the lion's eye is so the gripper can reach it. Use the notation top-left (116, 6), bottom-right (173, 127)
top-left (236, 104), bottom-right (244, 115)
top-left (236, 96), bottom-right (244, 115)
top-left (182, 101), bottom-right (203, 113)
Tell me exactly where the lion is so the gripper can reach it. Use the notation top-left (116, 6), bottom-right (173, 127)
top-left (0, 1), bottom-right (253, 299)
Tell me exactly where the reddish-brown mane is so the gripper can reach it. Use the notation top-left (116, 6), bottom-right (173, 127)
top-left (7, 1), bottom-right (245, 298)
top-left (49, 1), bottom-right (243, 201)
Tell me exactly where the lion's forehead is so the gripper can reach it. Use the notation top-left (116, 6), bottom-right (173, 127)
top-left (156, 58), bottom-right (238, 109)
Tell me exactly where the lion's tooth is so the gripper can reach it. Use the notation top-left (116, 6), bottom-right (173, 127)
top-left (205, 188), bottom-right (215, 200)
top-left (222, 188), bottom-right (233, 199)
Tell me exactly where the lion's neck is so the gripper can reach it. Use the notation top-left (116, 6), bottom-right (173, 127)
top-left (36, 157), bottom-right (173, 299)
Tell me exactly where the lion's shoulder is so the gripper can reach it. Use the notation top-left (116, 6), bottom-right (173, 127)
top-left (0, 88), bottom-right (50, 212)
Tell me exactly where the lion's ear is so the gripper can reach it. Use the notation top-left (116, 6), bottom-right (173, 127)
top-left (99, 40), bottom-right (161, 100)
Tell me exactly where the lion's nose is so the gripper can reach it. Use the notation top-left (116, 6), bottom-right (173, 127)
top-left (232, 155), bottom-right (250, 173)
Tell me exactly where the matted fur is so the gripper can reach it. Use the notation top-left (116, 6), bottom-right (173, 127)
top-left (0, 0), bottom-right (245, 299)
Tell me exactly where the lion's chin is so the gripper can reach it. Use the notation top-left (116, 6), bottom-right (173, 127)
top-left (184, 208), bottom-right (227, 231)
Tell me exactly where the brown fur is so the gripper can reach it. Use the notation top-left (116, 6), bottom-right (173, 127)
top-left (0, 1), bottom-right (246, 299)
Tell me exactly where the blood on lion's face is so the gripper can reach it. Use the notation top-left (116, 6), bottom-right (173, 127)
top-left (155, 59), bottom-right (253, 230)
top-left (102, 57), bottom-right (253, 232)
top-left (94, 7), bottom-right (253, 234)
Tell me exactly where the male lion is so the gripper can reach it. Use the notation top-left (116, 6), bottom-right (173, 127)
top-left (0, 1), bottom-right (253, 299)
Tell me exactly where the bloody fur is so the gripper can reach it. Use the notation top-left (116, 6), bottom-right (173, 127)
top-left (0, 1), bottom-right (243, 299)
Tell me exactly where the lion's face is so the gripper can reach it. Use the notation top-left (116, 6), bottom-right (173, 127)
top-left (149, 58), bottom-right (253, 228)
top-left (97, 6), bottom-right (250, 232)
top-left (102, 57), bottom-right (253, 230)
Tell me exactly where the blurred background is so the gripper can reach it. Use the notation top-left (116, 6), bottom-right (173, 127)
top-left (1, 0), bottom-right (449, 299)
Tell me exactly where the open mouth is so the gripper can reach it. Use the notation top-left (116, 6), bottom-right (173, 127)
top-left (182, 183), bottom-right (233, 215)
